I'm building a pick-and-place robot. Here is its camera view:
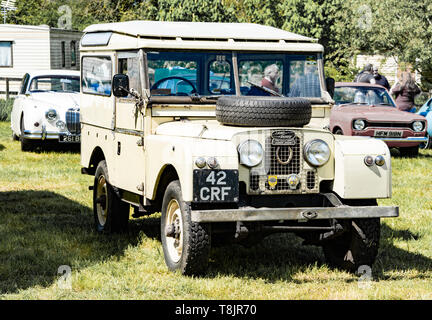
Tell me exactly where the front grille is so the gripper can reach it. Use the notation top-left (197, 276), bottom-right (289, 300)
top-left (66, 109), bottom-right (80, 134)
top-left (364, 121), bottom-right (411, 129)
top-left (248, 131), bottom-right (319, 194)
top-left (306, 170), bottom-right (317, 190)
top-left (265, 136), bottom-right (301, 175)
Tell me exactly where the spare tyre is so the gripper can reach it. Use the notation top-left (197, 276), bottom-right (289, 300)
top-left (216, 96), bottom-right (312, 127)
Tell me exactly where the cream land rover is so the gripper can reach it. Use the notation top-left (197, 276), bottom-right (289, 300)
top-left (79, 21), bottom-right (398, 275)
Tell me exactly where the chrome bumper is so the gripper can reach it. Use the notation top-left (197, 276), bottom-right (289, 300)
top-left (191, 205), bottom-right (399, 222)
top-left (375, 137), bottom-right (428, 143)
top-left (23, 128), bottom-right (79, 141)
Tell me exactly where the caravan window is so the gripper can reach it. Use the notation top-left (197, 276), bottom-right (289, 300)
top-left (0, 42), bottom-right (12, 67)
top-left (81, 56), bottom-right (112, 96)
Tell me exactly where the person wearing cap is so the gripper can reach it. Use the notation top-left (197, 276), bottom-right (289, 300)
top-left (372, 66), bottom-right (390, 90)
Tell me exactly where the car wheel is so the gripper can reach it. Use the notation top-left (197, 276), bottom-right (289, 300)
top-left (161, 180), bottom-right (211, 275)
top-left (399, 146), bottom-right (419, 157)
top-left (334, 128), bottom-right (343, 135)
top-left (419, 133), bottom-right (432, 149)
top-left (20, 116), bottom-right (37, 152)
top-left (93, 160), bottom-right (130, 233)
top-left (322, 218), bottom-right (380, 273)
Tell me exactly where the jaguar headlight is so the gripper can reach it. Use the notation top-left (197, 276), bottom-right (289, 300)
top-left (413, 121), bottom-right (424, 132)
top-left (45, 109), bottom-right (57, 121)
top-left (353, 119), bottom-right (366, 131)
top-left (304, 139), bottom-right (330, 167)
top-left (238, 140), bottom-right (263, 167)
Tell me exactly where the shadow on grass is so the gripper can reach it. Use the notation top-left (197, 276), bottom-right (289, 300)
top-left (0, 190), bottom-right (143, 294)
top-left (0, 144), bottom-right (4, 151)
top-left (204, 224), bottom-right (432, 282)
top-left (1, 190), bottom-right (430, 291)
top-left (25, 142), bottom-right (80, 154)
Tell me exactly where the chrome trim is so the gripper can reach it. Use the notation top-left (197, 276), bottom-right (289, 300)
top-left (22, 130), bottom-right (79, 140)
top-left (191, 205), bottom-right (399, 222)
top-left (375, 137), bottom-right (428, 143)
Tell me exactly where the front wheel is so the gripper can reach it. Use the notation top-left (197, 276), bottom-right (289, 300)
top-left (161, 180), bottom-right (211, 275)
top-left (93, 160), bottom-right (130, 233)
top-left (322, 218), bottom-right (380, 273)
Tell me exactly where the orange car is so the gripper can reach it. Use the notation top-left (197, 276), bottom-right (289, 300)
top-left (330, 82), bottom-right (427, 156)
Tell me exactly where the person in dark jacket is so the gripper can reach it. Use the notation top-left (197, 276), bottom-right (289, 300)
top-left (372, 66), bottom-right (390, 90)
top-left (390, 72), bottom-right (421, 112)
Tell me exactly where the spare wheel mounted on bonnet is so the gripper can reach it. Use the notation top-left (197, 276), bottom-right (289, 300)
top-left (216, 96), bottom-right (312, 127)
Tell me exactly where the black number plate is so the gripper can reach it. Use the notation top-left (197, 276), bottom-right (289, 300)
top-left (59, 134), bottom-right (81, 143)
top-left (193, 169), bottom-right (239, 203)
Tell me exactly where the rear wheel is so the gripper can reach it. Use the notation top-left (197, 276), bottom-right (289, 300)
top-left (161, 180), bottom-right (211, 275)
top-left (93, 160), bottom-right (130, 233)
top-left (322, 218), bottom-right (380, 273)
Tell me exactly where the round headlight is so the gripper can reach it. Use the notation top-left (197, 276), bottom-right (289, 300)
top-left (413, 121), bottom-right (424, 132)
top-left (45, 109), bottom-right (57, 121)
top-left (238, 140), bottom-right (263, 167)
top-left (304, 139), bottom-right (330, 167)
top-left (353, 119), bottom-right (366, 131)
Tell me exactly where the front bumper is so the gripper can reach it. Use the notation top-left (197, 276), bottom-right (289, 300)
top-left (191, 205), bottom-right (399, 222)
top-left (23, 128), bottom-right (80, 142)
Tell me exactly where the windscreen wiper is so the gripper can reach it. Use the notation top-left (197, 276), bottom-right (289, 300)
top-left (246, 81), bottom-right (284, 97)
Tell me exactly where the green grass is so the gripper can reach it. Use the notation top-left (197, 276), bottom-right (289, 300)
top-left (0, 120), bottom-right (431, 299)
top-left (0, 99), bottom-right (14, 121)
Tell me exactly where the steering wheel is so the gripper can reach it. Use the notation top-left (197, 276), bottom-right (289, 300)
top-left (151, 76), bottom-right (197, 95)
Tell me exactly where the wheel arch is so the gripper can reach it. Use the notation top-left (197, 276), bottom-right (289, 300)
top-left (87, 146), bottom-right (106, 176)
top-left (151, 164), bottom-right (180, 212)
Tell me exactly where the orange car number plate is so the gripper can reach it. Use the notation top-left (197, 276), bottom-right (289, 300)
top-left (374, 130), bottom-right (403, 138)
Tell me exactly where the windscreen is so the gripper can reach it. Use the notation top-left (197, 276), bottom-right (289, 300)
top-left (29, 76), bottom-right (80, 93)
top-left (147, 51), bottom-right (322, 98)
top-left (334, 86), bottom-right (396, 107)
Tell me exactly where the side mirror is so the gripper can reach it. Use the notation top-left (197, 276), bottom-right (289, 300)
top-left (113, 74), bottom-right (130, 98)
top-left (326, 77), bottom-right (335, 99)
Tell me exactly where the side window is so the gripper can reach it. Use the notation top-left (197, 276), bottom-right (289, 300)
top-left (0, 41), bottom-right (13, 67)
top-left (82, 56), bottom-right (112, 96)
top-left (209, 58), bottom-right (232, 94)
top-left (70, 41), bottom-right (76, 67)
top-left (61, 41), bottom-right (66, 68)
top-left (20, 74), bottom-right (30, 94)
top-left (118, 52), bottom-right (141, 97)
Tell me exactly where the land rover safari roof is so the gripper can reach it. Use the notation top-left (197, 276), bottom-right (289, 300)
top-left (81, 21), bottom-right (324, 52)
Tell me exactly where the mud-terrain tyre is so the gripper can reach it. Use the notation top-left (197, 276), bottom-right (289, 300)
top-left (93, 160), bottom-right (130, 233)
top-left (216, 96), bottom-right (311, 127)
top-left (161, 180), bottom-right (211, 275)
top-left (322, 218), bottom-right (380, 273)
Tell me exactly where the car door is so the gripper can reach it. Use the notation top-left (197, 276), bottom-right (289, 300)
top-left (111, 51), bottom-right (147, 196)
